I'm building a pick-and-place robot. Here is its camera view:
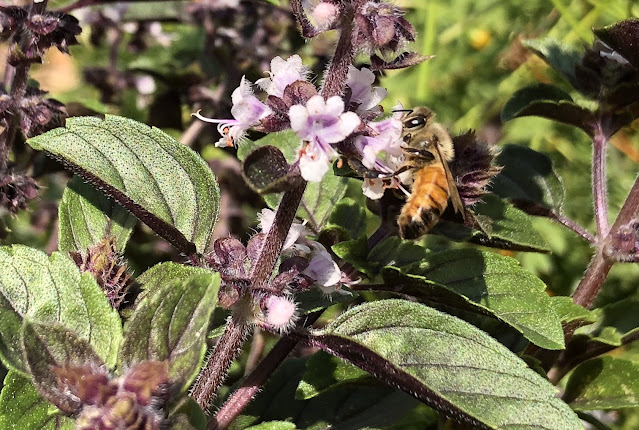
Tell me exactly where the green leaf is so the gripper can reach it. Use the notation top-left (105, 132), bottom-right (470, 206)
top-left (0, 245), bottom-right (122, 373)
top-left (491, 145), bottom-right (565, 212)
top-left (331, 236), bottom-right (372, 277)
top-left (550, 296), bottom-right (596, 325)
top-left (229, 357), bottom-right (420, 430)
top-left (324, 197), bottom-right (367, 240)
top-left (238, 131), bottom-right (351, 232)
top-left (368, 236), bottom-right (429, 272)
top-left (245, 422), bottom-right (297, 430)
top-left (381, 248), bottom-right (564, 350)
top-left (58, 175), bottom-right (137, 252)
top-left (294, 288), bottom-right (355, 315)
top-left (134, 261), bottom-right (210, 302)
top-left (469, 194), bottom-right (550, 252)
top-left (169, 397), bottom-right (207, 430)
top-left (21, 321), bottom-right (104, 414)
top-left (0, 371), bottom-right (74, 430)
top-left (119, 267), bottom-right (220, 390)
top-left (501, 83), bottom-right (594, 133)
top-left (575, 296), bottom-right (639, 346)
top-left (314, 299), bottom-right (581, 429)
top-left (296, 351), bottom-right (372, 400)
top-left (593, 19), bottom-right (639, 70)
top-left (333, 236), bottom-right (429, 279)
top-left (564, 356), bottom-right (639, 410)
top-left (242, 145), bottom-right (303, 194)
top-left (522, 38), bottom-right (582, 87)
top-left (28, 115), bottom-right (220, 254)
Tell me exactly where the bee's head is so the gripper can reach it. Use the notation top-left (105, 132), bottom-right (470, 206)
top-left (398, 106), bottom-right (434, 132)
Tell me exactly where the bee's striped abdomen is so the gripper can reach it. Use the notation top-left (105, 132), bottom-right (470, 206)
top-left (398, 165), bottom-right (450, 239)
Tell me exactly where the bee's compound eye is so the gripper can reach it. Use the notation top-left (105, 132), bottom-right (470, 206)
top-left (405, 115), bottom-right (426, 129)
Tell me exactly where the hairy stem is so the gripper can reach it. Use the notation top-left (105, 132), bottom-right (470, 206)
top-left (320, 7), bottom-right (356, 99)
top-left (191, 182), bottom-right (306, 411)
top-left (571, 250), bottom-right (613, 309)
top-left (592, 121), bottom-right (610, 238)
top-left (290, 0), bottom-right (319, 38)
top-left (210, 311), bottom-right (322, 430)
top-left (551, 212), bottom-right (595, 243)
top-left (249, 182), bottom-right (307, 281)
top-left (572, 174), bottom-right (639, 308)
top-left (191, 315), bottom-right (250, 410)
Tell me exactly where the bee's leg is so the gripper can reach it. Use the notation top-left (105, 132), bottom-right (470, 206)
top-left (400, 146), bottom-right (436, 162)
top-left (391, 165), bottom-right (412, 177)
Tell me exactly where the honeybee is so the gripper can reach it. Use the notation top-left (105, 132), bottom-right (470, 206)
top-left (396, 106), bottom-right (464, 239)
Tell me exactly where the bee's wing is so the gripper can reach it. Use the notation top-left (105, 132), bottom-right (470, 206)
top-left (433, 142), bottom-right (465, 219)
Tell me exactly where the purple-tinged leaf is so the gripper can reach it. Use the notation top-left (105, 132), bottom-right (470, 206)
top-left (242, 145), bottom-right (303, 194)
top-left (0, 245), bottom-right (121, 373)
top-left (593, 18), bottom-right (639, 70)
top-left (120, 268), bottom-right (219, 391)
top-left (501, 84), bottom-right (595, 134)
top-left (28, 115), bottom-right (220, 254)
top-left (238, 131), bottom-right (352, 232)
top-left (300, 300), bottom-right (581, 429)
top-left (21, 321), bottom-right (105, 415)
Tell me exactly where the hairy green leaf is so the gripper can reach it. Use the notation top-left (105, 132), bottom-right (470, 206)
top-left (28, 115), bottom-right (220, 254)
top-left (324, 197), bottom-right (367, 240)
top-left (522, 38), bottom-right (582, 87)
top-left (574, 296), bottom-right (639, 346)
top-left (229, 357), bottom-right (420, 430)
top-left (244, 422), bottom-right (297, 430)
top-left (296, 351), bottom-right (373, 400)
top-left (21, 321), bottom-right (104, 414)
top-left (564, 356), bottom-right (639, 410)
top-left (491, 145), bottom-right (565, 212)
top-left (59, 175), bottom-right (137, 252)
top-left (238, 131), bottom-right (352, 232)
top-left (0, 245), bottom-right (122, 373)
top-left (501, 83), bottom-right (593, 133)
top-left (120, 267), bottom-right (219, 390)
top-left (550, 296), bottom-right (596, 325)
top-left (312, 299), bottom-right (581, 429)
top-left (469, 194), bottom-right (550, 252)
top-left (381, 248), bottom-right (564, 350)
top-left (0, 371), bottom-right (74, 430)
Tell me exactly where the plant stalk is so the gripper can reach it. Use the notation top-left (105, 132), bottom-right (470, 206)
top-left (592, 121), bottom-right (610, 238)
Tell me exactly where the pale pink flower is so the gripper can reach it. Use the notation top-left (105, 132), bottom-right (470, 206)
top-left (193, 76), bottom-right (272, 147)
top-left (256, 55), bottom-right (310, 98)
top-left (289, 95), bottom-right (361, 181)
top-left (257, 208), bottom-right (307, 251)
top-left (346, 66), bottom-right (387, 113)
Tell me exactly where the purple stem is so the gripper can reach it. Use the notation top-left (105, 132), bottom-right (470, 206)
top-left (320, 6), bottom-right (357, 99)
top-left (210, 312), bottom-right (322, 430)
top-left (572, 153), bottom-right (639, 309)
top-left (191, 182), bottom-right (307, 412)
top-left (551, 212), bottom-right (595, 244)
top-left (592, 121), bottom-right (610, 238)
top-left (191, 315), bottom-right (249, 410)
top-left (290, 0), bottom-right (320, 38)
